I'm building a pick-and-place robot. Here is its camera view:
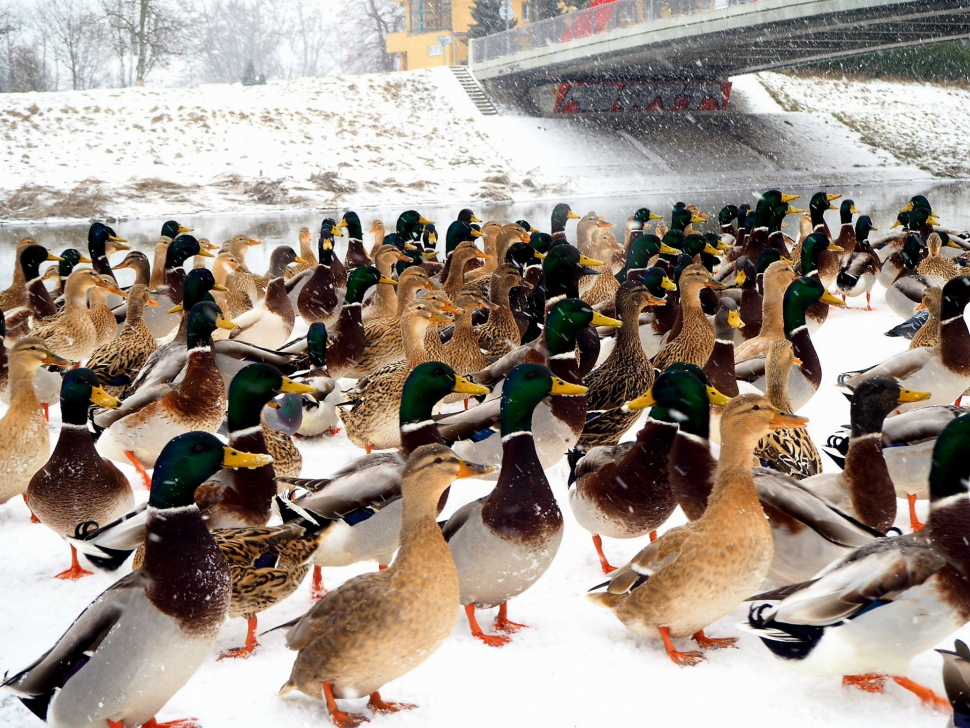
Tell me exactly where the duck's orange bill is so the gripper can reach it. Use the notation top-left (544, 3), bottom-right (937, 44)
top-left (769, 410), bottom-right (809, 430)
top-left (897, 388), bottom-right (931, 404)
top-left (457, 459), bottom-right (497, 479)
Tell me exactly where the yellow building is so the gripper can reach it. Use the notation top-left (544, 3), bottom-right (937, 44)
top-left (387, 0), bottom-right (530, 70)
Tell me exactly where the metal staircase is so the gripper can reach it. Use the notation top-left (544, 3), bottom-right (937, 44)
top-left (451, 66), bottom-right (499, 116)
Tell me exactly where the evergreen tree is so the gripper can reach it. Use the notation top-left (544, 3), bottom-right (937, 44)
top-left (530, 0), bottom-right (563, 21)
top-left (242, 60), bottom-right (265, 86)
top-left (469, 0), bottom-right (516, 39)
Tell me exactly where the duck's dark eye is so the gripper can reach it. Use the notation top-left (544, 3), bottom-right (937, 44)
top-left (528, 372), bottom-right (537, 380)
top-left (752, 405), bottom-right (760, 411)
top-left (434, 369), bottom-right (444, 377)
top-left (193, 443), bottom-right (206, 452)
top-left (434, 457), bottom-right (443, 464)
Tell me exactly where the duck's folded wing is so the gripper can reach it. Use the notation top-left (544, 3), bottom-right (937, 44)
top-left (440, 497), bottom-right (486, 542)
top-left (881, 405), bottom-right (965, 446)
top-left (435, 398), bottom-right (502, 441)
top-left (285, 452), bottom-right (406, 517)
top-left (601, 530), bottom-right (685, 596)
top-left (228, 307), bottom-right (264, 335)
top-left (752, 468), bottom-right (883, 547)
top-left (734, 355), bottom-right (767, 382)
top-left (471, 343), bottom-right (533, 385)
top-left (93, 383), bottom-right (173, 428)
top-left (213, 339), bottom-right (296, 368)
top-left (761, 536), bottom-right (946, 627)
top-left (2, 571), bottom-right (147, 712)
top-left (938, 639), bottom-right (970, 717)
top-left (67, 505), bottom-right (148, 570)
top-left (841, 348), bottom-right (932, 388)
top-left (128, 343), bottom-right (185, 392)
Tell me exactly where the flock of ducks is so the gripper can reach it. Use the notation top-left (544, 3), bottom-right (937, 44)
top-left (0, 192), bottom-right (969, 728)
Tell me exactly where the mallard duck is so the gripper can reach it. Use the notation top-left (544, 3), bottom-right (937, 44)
top-left (836, 216), bottom-right (880, 310)
top-left (652, 264), bottom-right (725, 370)
top-left (86, 222), bottom-right (129, 282)
top-left (440, 239), bottom-right (490, 299)
top-left (444, 364), bottom-right (584, 646)
top-left (443, 286), bottom-right (495, 383)
top-left (362, 245), bottom-right (409, 322)
top-left (581, 229), bottom-right (623, 306)
top-left (802, 191), bottom-right (840, 242)
top-left (831, 198), bottom-right (859, 252)
top-left (550, 202), bottom-right (580, 241)
top-left (910, 286), bottom-right (942, 349)
top-left (87, 284), bottom-right (158, 397)
top-left (88, 274), bottom-right (123, 349)
top-left (918, 232), bottom-right (962, 287)
top-left (26, 368), bottom-right (128, 580)
top-left (938, 639), bottom-right (970, 724)
top-left (342, 301), bottom-right (453, 453)
top-left (804, 378), bottom-right (929, 534)
top-left (42, 248), bottom-right (90, 300)
top-left (97, 301), bottom-right (236, 486)
top-left (733, 256), bottom-right (762, 339)
top-left (10, 245), bottom-right (63, 330)
top-left (702, 297), bottom-right (745, 399)
top-left (466, 223), bottom-right (528, 286)
top-left (745, 414), bottom-right (970, 710)
top-left (753, 339), bottom-right (821, 479)
top-left (797, 232), bottom-right (843, 331)
top-left (475, 264), bottom-right (529, 357)
top-left (0, 238), bottom-right (36, 312)
top-left (2, 432), bottom-right (270, 728)
top-left (0, 339), bottom-right (70, 506)
top-left (111, 249), bottom-right (150, 287)
top-left (230, 247), bottom-right (300, 350)
top-left (282, 364), bottom-right (487, 598)
top-left (287, 227), bottom-right (318, 279)
top-left (880, 233), bottom-right (933, 319)
top-left (192, 363), bottom-right (314, 529)
top-left (840, 276), bottom-right (970, 411)
top-left (579, 281), bottom-right (662, 449)
top-left (337, 211), bottom-right (371, 268)
top-left (296, 323), bottom-right (343, 438)
top-left (318, 266), bottom-right (391, 379)
top-left (441, 298), bottom-right (615, 470)
top-left (568, 375), bottom-right (682, 575)
top-left (30, 269), bottom-right (120, 362)
top-left (366, 219), bottom-right (386, 258)
top-left (588, 394), bottom-right (804, 666)
top-left (278, 444), bottom-right (491, 725)
top-left (160, 234), bottom-right (215, 308)
top-left (295, 233), bottom-right (341, 325)
top-left (737, 277), bottom-right (845, 411)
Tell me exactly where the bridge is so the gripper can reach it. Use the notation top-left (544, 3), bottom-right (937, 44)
top-left (468, 0), bottom-right (970, 113)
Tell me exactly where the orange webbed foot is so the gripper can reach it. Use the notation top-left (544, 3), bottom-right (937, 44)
top-left (907, 493), bottom-right (925, 532)
top-left (892, 676), bottom-right (951, 711)
top-left (328, 428), bottom-right (342, 436)
top-left (54, 546), bottom-right (93, 580)
top-left (367, 692), bottom-right (417, 715)
top-left (660, 626), bottom-right (705, 667)
top-left (465, 604), bottom-right (511, 647)
top-left (692, 630), bottom-right (738, 650)
top-left (141, 718), bottom-right (202, 728)
top-left (494, 602), bottom-right (528, 634)
top-left (843, 673), bottom-right (887, 693)
top-left (324, 682), bottom-right (369, 727)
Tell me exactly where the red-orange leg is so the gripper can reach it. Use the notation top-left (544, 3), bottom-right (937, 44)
top-left (907, 493), bottom-right (924, 532)
top-left (218, 616), bottom-right (259, 659)
top-left (659, 626), bottom-right (704, 667)
top-left (125, 451), bottom-right (152, 490)
top-left (323, 682), bottom-right (369, 727)
top-left (465, 604), bottom-right (510, 647)
top-left (494, 601), bottom-right (528, 633)
top-left (592, 534), bottom-right (616, 574)
top-left (54, 545), bottom-right (93, 580)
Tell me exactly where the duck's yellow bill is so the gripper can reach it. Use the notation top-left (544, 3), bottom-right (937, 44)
top-left (947, 239), bottom-right (962, 249)
top-left (891, 220), bottom-right (903, 229)
top-left (728, 310), bottom-right (744, 329)
top-left (197, 249), bottom-right (215, 258)
top-left (828, 243), bottom-right (845, 252)
top-left (590, 312), bottom-right (622, 327)
top-left (216, 315), bottom-right (239, 330)
top-left (213, 283), bottom-right (229, 292)
top-left (703, 243), bottom-right (722, 257)
top-left (89, 386), bottom-right (121, 409)
top-left (661, 276), bottom-right (677, 291)
top-left (47, 252), bottom-right (64, 262)
top-left (707, 386), bottom-right (732, 407)
top-left (900, 202), bottom-right (914, 212)
top-left (820, 290), bottom-right (846, 307)
top-left (79, 255), bottom-right (93, 263)
top-left (623, 388), bottom-right (655, 411)
top-left (294, 256), bottom-right (308, 265)
top-left (470, 215), bottom-right (482, 223)
top-left (826, 194), bottom-right (841, 202)
top-left (690, 214), bottom-right (706, 224)
top-left (533, 251), bottom-right (546, 260)
top-left (735, 270), bottom-right (747, 287)
top-left (897, 388), bottom-right (931, 404)
top-left (659, 243), bottom-right (680, 255)
top-left (452, 375), bottom-right (490, 396)
top-left (404, 242), bottom-right (417, 250)
top-left (456, 459), bottom-right (497, 479)
top-left (471, 229), bottom-right (484, 238)
top-left (787, 205), bottom-right (804, 215)
top-left (423, 251), bottom-right (438, 259)
top-left (717, 240), bottom-right (733, 252)
top-left (223, 446), bottom-right (273, 469)
top-left (280, 377), bottom-right (316, 394)
top-left (567, 211), bottom-right (580, 220)
top-left (168, 303), bottom-right (183, 314)
top-left (418, 216), bottom-right (434, 226)
top-left (578, 254), bottom-right (605, 267)
top-left (550, 377), bottom-right (587, 396)
top-left (929, 213), bottom-right (941, 224)
top-left (770, 410), bottom-right (809, 430)
top-left (336, 219), bottom-right (348, 228)
top-left (781, 193), bottom-right (799, 203)
top-left (849, 204), bottom-right (860, 214)
top-left (178, 225), bottom-right (193, 234)
top-left (379, 276), bottom-right (398, 286)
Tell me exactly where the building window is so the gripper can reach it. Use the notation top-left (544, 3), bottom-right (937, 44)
top-left (410, 0), bottom-right (452, 33)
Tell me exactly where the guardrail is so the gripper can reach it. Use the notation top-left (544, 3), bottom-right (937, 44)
top-left (469, 0), bottom-right (757, 65)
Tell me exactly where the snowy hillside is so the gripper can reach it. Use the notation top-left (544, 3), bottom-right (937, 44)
top-left (0, 67), bottom-right (967, 222)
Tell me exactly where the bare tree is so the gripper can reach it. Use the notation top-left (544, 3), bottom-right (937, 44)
top-left (340, 0), bottom-right (402, 74)
top-left (289, 0), bottom-right (336, 78)
top-left (43, 0), bottom-right (109, 90)
top-left (101, 0), bottom-right (179, 86)
top-left (188, 0), bottom-right (287, 84)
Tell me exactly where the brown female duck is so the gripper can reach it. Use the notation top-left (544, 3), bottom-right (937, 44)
top-left (87, 284), bottom-right (158, 397)
top-left (652, 264), bottom-right (724, 370)
top-left (31, 269), bottom-right (122, 362)
top-left (475, 264), bottom-right (529, 357)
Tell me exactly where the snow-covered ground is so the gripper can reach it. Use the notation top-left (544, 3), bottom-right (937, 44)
top-left (2, 199), bottom-right (969, 727)
top-left (1, 67), bottom-right (967, 222)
